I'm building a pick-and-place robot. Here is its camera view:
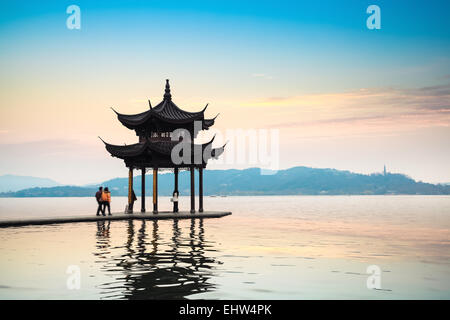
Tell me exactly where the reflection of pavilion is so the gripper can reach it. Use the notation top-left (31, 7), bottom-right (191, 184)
top-left (94, 219), bottom-right (220, 299)
top-left (94, 221), bottom-right (111, 260)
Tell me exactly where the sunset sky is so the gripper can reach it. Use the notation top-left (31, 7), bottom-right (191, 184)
top-left (0, 1), bottom-right (449, 184)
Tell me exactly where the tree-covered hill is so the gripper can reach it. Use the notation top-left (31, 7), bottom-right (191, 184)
top-left (1, 167), bottom-right (449, 197)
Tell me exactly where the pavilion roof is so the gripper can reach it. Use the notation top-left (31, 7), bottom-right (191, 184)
top-left (99, 136), bottom-right (225, 167)
top-left (112, 80), bottom-right (217, 129)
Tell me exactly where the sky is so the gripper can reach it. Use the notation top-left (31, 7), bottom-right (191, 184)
top-left (0, 0), bottom-right (449, 184)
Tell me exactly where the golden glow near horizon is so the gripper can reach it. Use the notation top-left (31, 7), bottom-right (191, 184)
top-left (1, 76), bottom-right (449, 184)
top-left (0, 2), bottom-right (449, 184)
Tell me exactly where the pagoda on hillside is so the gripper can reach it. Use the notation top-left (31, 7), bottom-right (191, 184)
top-left (100, 80), bottom-right (225, 214)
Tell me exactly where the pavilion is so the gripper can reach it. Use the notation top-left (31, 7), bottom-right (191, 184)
top-left (100, 80), bottom-right (225, 214)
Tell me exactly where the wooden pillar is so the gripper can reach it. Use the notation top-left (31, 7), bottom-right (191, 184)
top-left (199, 167), bottom-right (204, 212)
top-left (141, 167), bottom-right (146, 213)
top-left (173, 167), bottom-right (179, 213)
top-left (153, 168), bottom-right (158, 213)
top-left (128, 167), bottom-right (133, 213)
top-left (190, 166), bottom-right (195, 213)
top-left (190, 129), bottom-right (195, 214)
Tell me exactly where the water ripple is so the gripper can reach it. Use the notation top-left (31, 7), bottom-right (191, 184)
top-left (93, 219), bottom-right (220, 299)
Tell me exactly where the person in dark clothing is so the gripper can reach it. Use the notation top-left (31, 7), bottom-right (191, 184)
top-left (95, 187), bottom-right (104, 216)
top-left (171, 190), bottom-right (179, 213)
top-left (129, 189), bottom-right (137, 212)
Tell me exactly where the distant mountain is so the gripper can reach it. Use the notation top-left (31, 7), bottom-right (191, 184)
top-left (0, 186), bottom-right (97, 197)
top-left (0, 167), bottom-right (449, 197)
top-left (0, 174), bottom-right (60, 193)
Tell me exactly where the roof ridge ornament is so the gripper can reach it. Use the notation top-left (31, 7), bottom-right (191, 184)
top-left (148, 99), bottom-right (152, 109)
top-left (208, 133), bottom-right (216, 144)
top-left (98, 136), bottom-right (107, 144)
top-left (163, 79), bottom-right (172, 101)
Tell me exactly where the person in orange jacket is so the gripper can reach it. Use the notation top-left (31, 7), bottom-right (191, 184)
top-left (101, 187), bottom-right (112, 216)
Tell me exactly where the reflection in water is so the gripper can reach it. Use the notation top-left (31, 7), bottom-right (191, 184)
top-left (94, 219), bottom-right (220, 299)
top-left (94, 221), bottom-right (111, 259)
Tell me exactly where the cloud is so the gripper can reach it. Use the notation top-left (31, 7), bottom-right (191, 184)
top-left (251, 73), bottom-right (273, 80)
top-left (244, 84), bottom-right (450, 107)
top-left (239, 85), bottom-right (450, 132)
top-left (413, 84), bottom-right (450, 95)
top-left (437, 74), bottom-right (450, 80)
top-left (0, 139), bottom-right (124, 185)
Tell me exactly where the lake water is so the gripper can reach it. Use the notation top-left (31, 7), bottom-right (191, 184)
top-left (0, 196), bottom-right (449, 299)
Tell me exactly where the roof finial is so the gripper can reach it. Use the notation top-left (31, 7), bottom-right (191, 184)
top-left (164, 79), bottom-right (172, 101)
top-left (98, 136), bottom-right (107, 144)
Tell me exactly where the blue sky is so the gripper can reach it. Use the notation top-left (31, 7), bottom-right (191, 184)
top-left (1, 0), bottom-right (449, 37)
top-left (0, 1), bottom-right (449, 184)
top-left (1, 1), bottom-right (449, 91)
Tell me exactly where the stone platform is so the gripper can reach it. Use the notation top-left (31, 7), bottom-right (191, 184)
top-left (0, 211), bottom-right (232, 228)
